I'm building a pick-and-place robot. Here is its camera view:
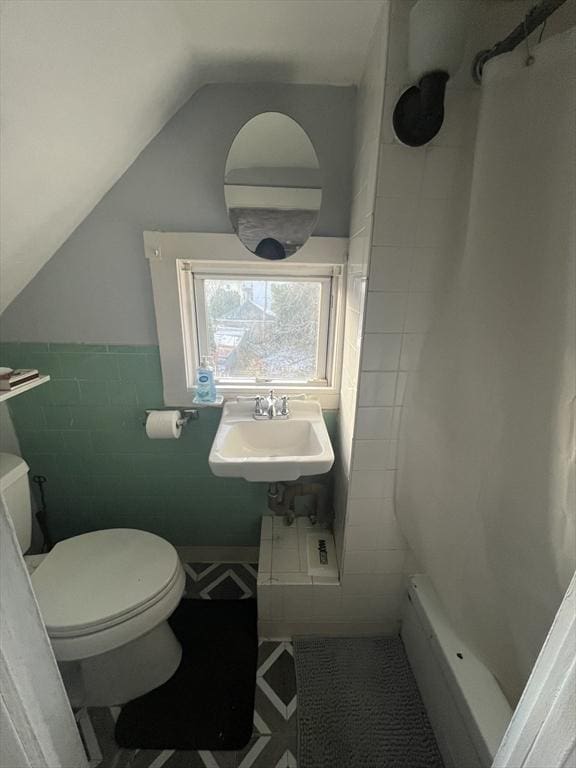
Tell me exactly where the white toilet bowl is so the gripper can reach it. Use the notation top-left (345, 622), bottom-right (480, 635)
top-left (0, 453), bottom-right (186, 707)
top-left (28, 528), bottom-right (186, 706)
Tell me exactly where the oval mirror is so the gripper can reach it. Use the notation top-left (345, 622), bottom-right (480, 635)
top-left (224, 112), bottom-right (322, 259)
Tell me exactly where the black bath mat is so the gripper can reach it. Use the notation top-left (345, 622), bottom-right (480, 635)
top-left (115, 599), bottom-right (257, 751)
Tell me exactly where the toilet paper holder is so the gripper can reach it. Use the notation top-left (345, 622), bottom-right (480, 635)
top-left (143, 408), bottom-right (199, 428)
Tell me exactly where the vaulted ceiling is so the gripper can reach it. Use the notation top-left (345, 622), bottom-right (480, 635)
top-left (0, 0), bottom-right (384, 312)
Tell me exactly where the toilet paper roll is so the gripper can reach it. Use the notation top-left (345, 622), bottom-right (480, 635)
top-left (145, 410), bottom-right (182, 439)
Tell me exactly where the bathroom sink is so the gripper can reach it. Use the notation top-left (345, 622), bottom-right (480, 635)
top-left (209, 399), bottom-right (334, 482)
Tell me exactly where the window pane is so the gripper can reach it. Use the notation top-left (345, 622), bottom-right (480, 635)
top-left (202, 278), bottom-right (322, 380)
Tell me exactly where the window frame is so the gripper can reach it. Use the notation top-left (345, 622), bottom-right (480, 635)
top-left (145, 232), bottom-right (347, 409)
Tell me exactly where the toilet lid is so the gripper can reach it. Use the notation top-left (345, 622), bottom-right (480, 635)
top-left (31, 529), bottom-right (181, 635)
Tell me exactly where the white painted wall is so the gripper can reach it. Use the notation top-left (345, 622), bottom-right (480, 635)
top-left (0, 83), bottom-right (354, 345)
top-left (0, 0), bottom-right (383, 313)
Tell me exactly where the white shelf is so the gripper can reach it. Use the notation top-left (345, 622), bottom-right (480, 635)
top-left (191, 395), bottom-right (224, 407)
top-left (0, 375), bottom-right (51, 403)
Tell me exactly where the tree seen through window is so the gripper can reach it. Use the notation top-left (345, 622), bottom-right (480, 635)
top-left (204, 279), bottom-right (321, 380)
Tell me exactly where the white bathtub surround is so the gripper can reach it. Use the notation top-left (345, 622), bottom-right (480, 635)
top-left (396, 27), bottom-right (576, 705)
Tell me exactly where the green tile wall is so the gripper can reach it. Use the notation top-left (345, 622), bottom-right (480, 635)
top-left (1, 343), bottom-right (337, 547)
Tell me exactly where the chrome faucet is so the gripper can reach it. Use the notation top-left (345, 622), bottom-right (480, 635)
top-left (251, 391), bottom-right (305, 420)
top-left (264, 390), bottom-right (277, 419)
top-left (252, 391), bottom-right (289, 420)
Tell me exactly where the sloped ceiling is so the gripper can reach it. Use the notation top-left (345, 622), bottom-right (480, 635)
top-left (0, 0), bottom-right (384, 313)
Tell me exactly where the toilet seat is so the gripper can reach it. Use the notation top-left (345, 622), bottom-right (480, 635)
top-left (31, 528), bottom-right (185, 661)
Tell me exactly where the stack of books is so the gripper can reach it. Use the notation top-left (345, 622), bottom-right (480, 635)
top-left (0, 368), bottom-right (40, 391)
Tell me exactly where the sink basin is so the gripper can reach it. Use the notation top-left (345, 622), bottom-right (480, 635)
top-left (209, 399), bottom-right (335, 482)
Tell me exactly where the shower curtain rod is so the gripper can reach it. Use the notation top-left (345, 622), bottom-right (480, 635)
top-left (472, 0), bottom-right (568, 82)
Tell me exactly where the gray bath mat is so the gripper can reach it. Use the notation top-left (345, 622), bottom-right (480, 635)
top-left (294, 636), bottom-right (444, 768)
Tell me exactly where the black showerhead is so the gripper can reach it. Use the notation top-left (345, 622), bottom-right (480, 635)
top-left (393, 71), bottom-right (449, 147)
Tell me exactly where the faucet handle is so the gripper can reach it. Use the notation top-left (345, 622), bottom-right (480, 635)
top-left (236, 395), bottom-right (266, 415)
top-left (278, 393), bottom-right (308, 417)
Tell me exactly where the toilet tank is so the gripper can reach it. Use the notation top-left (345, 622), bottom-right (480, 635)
top-left (0, 453), bottom-right (32, 552)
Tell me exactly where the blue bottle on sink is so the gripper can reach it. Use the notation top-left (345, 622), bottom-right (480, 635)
top-left (195, 357), bottom-right (217, 403)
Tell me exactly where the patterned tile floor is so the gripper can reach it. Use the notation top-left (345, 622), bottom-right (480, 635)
top-left (78, 563), bottom-right (298, 768)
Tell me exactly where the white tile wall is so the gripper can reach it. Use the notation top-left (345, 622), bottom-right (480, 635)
top-left (409, 247), bottom-right (443, 292)
top-left (414, 197), bottom-right (450, 247)
top-left (362, 333), bottom-right (402, 371)
top-left (355, 406), bottom-right (394, 439)
top-left (369, 247), bottom-right (413, 291)
top-left (335, 2), bottom-right (388, 568)
top-left (327, 2), bottom-right (416, 634)
top-left (395, 371), bottom-right (408, 406)
top-left (399, 333), bottom-right (425, 371)
top-left (349, 468), bottom-right (395, 500)
top-left (377, 144), bottom-right (425, 199)
top-left (352, 440), bottom-right (396, 471)
top-left (404, 290), bottom-right (436, 333)
top-left (421, 147), bottom-right (459, 199)
top-left (335, 0), bottom-right (482, 631)
top-left (346, 497), bottom-right (382, 526)
top-left (365, 291), bottom-right (407, 333)
top-left (373, 196), bottom-right (418, 247)
top-left (259, 4), bottom-right (506, 639)
top-left (358, 371), bottom-right (397, 406)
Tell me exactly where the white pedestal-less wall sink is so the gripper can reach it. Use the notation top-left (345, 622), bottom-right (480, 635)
top-left (209, 399), bottom-right (334, 482)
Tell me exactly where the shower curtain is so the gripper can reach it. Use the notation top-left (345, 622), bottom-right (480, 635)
top-left (396, 28), bottom-right (576, 705)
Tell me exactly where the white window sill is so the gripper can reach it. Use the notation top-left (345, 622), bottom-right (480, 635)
top-left (164, 386), bottom-right (340, 410)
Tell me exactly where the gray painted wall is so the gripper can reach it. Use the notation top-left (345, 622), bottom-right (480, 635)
top-left (1, 83), bottom-right (355, 344)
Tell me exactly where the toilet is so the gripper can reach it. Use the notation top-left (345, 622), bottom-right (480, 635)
top-left (0, 452), bottom-right (185, 706)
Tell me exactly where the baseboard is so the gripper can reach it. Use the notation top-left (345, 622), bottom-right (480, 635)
top-left (176, 546), bottom-right (259, 563)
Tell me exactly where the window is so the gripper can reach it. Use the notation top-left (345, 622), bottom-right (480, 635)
top-left (180, 263), bottom-right (339, 388)
top-left (191, 275), bottom-right (330, 384)
top-left (146, 232), bottom-right (346, 407)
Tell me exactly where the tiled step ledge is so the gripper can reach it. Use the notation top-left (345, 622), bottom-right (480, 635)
top-left (258, 514), bottom-right (340, 587)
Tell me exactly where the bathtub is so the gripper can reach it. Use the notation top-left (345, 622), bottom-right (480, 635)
top-left (401, 574), bottom-right (513, 768)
